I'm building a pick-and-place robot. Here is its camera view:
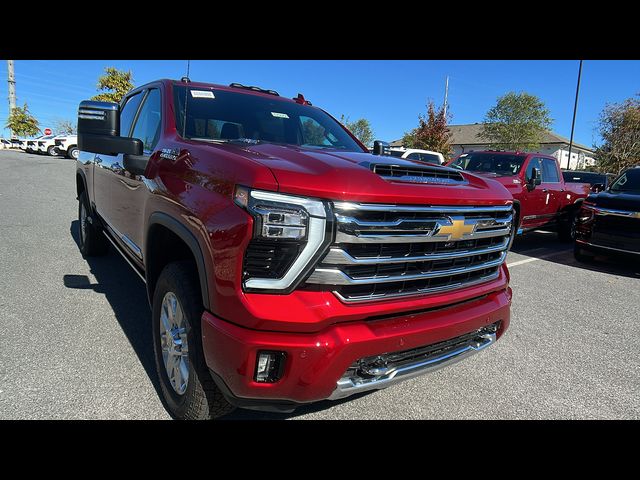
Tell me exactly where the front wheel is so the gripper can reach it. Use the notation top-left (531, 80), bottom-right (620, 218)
top-left (47, 145), bottom-right (57, 156)
top-left (152, 261), bottom-right (234, 420)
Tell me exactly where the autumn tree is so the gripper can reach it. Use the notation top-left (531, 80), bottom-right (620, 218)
top-left (594, 95), bottom-right (640, 175)
top-left (340, 115), bottom-right (375, 147)
top-left (92, 67), bottom-right (134, 103)
top-left (5, 103), bottom-right (39, 137)
top-left (53, 119), bottom-right (76, 135)
top-left (479, 92), bottom-right (552, 151)
top-left (400, 101), bottom-right (452, 157)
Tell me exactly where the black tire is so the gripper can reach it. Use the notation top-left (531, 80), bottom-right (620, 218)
top-left (47, 145), bottom-right (56, 156)
top-left (558, 209), bottom-right (577, 242)
top-left (78, 190), bottom-right (108, 257)
top-left (67, 146), bottom-right (79, 160)
top-left (152, 261), bottom-right (234, 420)
top-left (574, 243), bottom-right (594, 263)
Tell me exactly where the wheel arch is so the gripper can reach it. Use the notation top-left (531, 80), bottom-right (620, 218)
top-left (145, 212), bottom-right (211, 311)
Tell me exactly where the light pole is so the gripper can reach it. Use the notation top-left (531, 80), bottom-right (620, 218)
top-left (566, 60), bottom-right (583, 170)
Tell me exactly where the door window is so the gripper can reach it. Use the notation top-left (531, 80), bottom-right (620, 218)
top-left (131, 89), bottom-right (162, 154)
top-left (541, 158), bottom-right (560, 183)
top-left (525, 157), bottom-right (542, 181)
top-left (120, 92), bottom-right (144, 138)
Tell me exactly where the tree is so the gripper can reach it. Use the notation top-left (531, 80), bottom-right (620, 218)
top-left (400, 100), bottom-right (452, 157)
top-left (340, 115), bottom-right (375, 147)
top-left (594, 95), bottom-right (640, 175)
top-left (5, 103), bottom-right (39, 137)
top-left (479, 92), bottom-right (552, 151)
top-left (53, 119), bottom-right (76, 135)
top-left (91, 67), bottom-right (134, 103)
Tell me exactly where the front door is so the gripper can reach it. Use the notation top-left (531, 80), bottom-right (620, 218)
top-left (93, 90), bottom-right (144, 231)
top-left (109, 87), bottom-right (162, 261)
top-left (520, 157), bottom-right (554, 229)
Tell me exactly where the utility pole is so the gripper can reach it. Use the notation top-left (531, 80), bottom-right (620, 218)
top-left (443, 75), bottom-right (449, 117)
top-left (566, 60), bottom-right (583, 170)
top-left (7, 60), bottom-right (17, 137)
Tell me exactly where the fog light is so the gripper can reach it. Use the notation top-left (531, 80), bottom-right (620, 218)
top-left (254, 351), bottom-right (286, 383)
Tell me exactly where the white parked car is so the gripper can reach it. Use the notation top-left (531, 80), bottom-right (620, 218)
top-left (38, 134), bottom-right (67, 155)
top-left (54, 135), bottom-right (79, 159)
top-left (389, 148), bottom-right (445, 165)
top-left (24, 135), bottom-right (48, 153)
top-left (0, 138), bottom-right (10, 149)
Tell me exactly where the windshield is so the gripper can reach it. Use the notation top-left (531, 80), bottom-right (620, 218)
top-left (173, 86), bottom-right (364, 152)
top-left (450, 152), bottom-right (527, 175)
top-left (609, 169), bottom-right (640, 194)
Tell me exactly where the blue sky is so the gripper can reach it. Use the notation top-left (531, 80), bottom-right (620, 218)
top-left (1, 60), bottom-right (638, 146)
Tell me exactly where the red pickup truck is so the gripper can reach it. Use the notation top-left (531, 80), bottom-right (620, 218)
top-left (75, 79), bottom-right (514, 419)
top-left (448, 151), bottom-right (590, 240)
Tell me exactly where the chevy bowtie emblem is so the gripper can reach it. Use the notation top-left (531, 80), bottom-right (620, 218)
top-left (435, 217), bottom-right (476, 241)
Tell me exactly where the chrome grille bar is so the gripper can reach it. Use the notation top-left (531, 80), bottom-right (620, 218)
top-left (307, 251), bottom-right (507, 285)
top-left (305, 201), bottom-right (513, 303)
top-left (323, 237), bottom-right (510, 265)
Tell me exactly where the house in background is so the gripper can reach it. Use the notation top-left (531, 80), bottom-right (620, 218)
top-left (390, 123), bottom-right (596, 170)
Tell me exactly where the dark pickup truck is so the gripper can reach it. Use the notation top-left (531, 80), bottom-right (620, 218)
top-left (75, 79), bottom-right (514, 419)
top-left (448, 151), bottom-right (590, 240)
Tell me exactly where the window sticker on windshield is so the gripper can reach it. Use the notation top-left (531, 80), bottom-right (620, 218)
top-left (271, 112), bottom-right (289, 119)
top-left (190, 90), bottom-right (215, 99)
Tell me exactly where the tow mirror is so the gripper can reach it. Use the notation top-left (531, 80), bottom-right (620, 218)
top-left (527, 167), bottom-right (542, 190)
top-left (77, 100), bottom-right (142, 157)
top-left (372, 140), bottom-right (390, 156)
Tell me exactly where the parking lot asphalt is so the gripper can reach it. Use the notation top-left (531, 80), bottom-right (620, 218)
top-left (0, 149), bottom-right (638, 420)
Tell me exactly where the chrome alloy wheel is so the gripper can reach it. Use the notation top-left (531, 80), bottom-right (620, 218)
top-left (71, 149), bottom-right (79, 159)
top-left (159, 292), bottom-right (189, 395)
top-left (79, 202), bottom-right (87, 244)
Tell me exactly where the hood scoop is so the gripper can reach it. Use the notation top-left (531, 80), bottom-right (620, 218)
top-left (371, 163), bottom-right (466, 185)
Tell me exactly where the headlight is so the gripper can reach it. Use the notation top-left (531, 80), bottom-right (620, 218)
top-left (234, 186), bottom-right (331, 292)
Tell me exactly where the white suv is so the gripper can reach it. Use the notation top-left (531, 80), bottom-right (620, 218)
top-left (389, 148), bottom-right (445, 165)
top-left (54, 135), bottom-right (78, 159)
top-left (38, 134), bottom-right (68, 155)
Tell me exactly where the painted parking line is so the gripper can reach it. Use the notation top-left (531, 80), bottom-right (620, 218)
top-left (507, 248), bottom-right (573, 268)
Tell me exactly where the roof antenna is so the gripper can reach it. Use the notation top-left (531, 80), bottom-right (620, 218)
top-left (182, 60), bottom-right (191, 138)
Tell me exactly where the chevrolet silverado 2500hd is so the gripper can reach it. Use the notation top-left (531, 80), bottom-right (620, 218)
top-left (75, 79), bottom-right (514, 419)
top-left (448, 151), bottom-right (590, 240)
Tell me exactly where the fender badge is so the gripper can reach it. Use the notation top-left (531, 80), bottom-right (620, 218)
top-left (160, 148), bottom-right (180, 162)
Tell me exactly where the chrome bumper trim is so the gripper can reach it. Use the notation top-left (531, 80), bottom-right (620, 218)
top-left (328, 332), bottom-right (497, 401)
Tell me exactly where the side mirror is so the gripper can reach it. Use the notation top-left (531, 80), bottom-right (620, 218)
top-left (591, 183), bottom-right (604, 193)
top-left (527, 167), bottom-right (542, 189)
top-left (372, 140), bottom-right (390, 156)
top-left (77, 100), bottom-right (142, 156)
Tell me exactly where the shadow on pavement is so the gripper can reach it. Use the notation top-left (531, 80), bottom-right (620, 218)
top-left (65, 220), bottom-right (164, 405)
top-left (64, 220), bottom-right (365, 420)
top-left (510, 230), bottom-right (640, 279)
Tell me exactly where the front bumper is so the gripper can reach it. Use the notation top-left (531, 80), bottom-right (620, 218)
top-left (202, 286), bottom-right (511, 407)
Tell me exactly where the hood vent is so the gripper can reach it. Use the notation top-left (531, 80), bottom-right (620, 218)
top-left (372, 164), bottom-right (466, 185)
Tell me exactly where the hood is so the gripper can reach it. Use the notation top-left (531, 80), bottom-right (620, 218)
top-left (214, 143), bottom-right (513, 205)
top-left (588, 190), bottom-right (640, 211)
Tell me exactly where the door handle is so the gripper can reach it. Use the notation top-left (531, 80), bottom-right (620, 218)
top-left (542, 188), bottom-right (549, 193)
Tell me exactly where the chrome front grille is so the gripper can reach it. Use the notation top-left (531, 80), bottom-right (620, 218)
top-left (305, 202), bottom-right (513, 303)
